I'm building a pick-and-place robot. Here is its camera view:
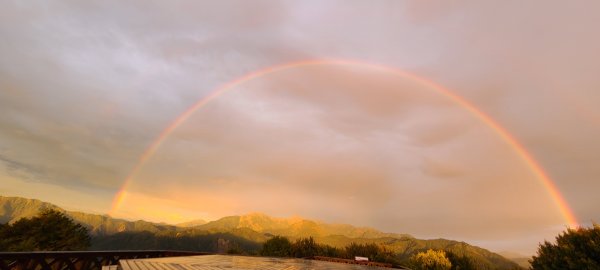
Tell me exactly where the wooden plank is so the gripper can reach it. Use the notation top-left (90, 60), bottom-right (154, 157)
top-left (120, 255), bottom-right (397, 270)
top-left (120, 260), bottom-right (141, 270)
top-left (120, 260), bottom-right (130, 270)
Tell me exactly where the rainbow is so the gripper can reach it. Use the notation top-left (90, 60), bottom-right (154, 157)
top-left (110, 58), bottom-right (578, 227)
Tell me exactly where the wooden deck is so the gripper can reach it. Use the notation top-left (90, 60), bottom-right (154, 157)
top-left (120, 255), bottom-right (397, 270)
top-left (0, 250), bottom-right (208, 270)
top-left (313, 256), bottom-right (393, 268)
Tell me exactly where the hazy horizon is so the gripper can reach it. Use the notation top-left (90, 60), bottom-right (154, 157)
top-left (1, 1), bottom-right (599, 256)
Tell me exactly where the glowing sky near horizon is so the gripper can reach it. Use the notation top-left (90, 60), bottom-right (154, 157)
top-left (1, 1), bottom-right (599, 255)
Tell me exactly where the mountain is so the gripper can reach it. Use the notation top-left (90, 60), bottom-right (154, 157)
top-left (0, 196), bottom-right (61, 223)
top-left (176, 219), bottom-right (208, 227)
top-left (195, 212), bottom-right (411, 239)
top-left (0, 196), bottom-right (522, 269)
top-left (195, 214), bottom-right (520, 269)
top-left (0, 196), bottom-right (176, 236)
top-left (67, 210), bottom-right (176, 236)
top-left (498, 251), bottom-right (531, 268)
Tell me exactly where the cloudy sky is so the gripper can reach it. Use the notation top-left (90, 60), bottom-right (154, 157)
top-left (1, 1), bottom-right (599, 255)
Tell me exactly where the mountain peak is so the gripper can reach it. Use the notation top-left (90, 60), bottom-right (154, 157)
top-left (0, 196), bottom-right (520, 269)
top-left (0, 196), bottom-right (62, 223)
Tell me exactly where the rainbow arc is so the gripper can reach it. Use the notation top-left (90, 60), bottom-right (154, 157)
top-left (110, 59), bottom-right (578, 228)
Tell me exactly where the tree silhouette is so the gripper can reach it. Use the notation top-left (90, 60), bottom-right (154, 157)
top-left (291, 237), bottom-right (319, 258)
top-left (445, 251), bottom-right (476, 270)
top-left (0, 209), bottom-right (91, 251)
top-left (530, 224), bottom-right (600, 269)
top-left (260, 236), bottom-right (292, 257)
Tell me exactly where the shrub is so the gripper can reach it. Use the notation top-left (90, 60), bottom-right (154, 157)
top-left (410, 249), bottom-right (452, 270)
top-left (530, 224), bottom-right (600, 269)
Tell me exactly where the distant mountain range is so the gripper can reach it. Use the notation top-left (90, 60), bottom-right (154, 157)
top-left (195, 212), bottom-right (412, 239)
top-left (0, 196), bottom-right (522, 269)
top-left (0, 196), bottom-right (176, 236)
top-left (498, 251), bottom-right (531, 269)
top-left (176, 219), bottom-right (208, 227)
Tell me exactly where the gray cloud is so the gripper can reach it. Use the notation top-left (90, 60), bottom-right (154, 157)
top-left (0, 154), bottom-right (47, 181)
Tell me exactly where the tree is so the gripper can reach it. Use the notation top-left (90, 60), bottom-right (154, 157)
top-left (0, 223), bottom-right (9, 250)
top-left (530, 224), bottom-right (600, 270)
top-left (260, 236), bottom-right (292, 257)
top-left (445, 251), bottom-right (476, 270)
top-left (345, 242), bottom-right (380, 259)
top-left (291, 237), bottom-right (319, 258)
top-left (344, 242), bottom-right (398, 265)
top-left (0, 209), bottom-right (91, 251)
top-left (410, 249), bottom-right (452, 270)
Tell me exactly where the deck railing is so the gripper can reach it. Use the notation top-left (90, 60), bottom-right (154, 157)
top-left (0, 250), bottom-right (210, 270)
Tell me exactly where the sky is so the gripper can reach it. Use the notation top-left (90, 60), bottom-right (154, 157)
top-left (1, 1), bottom-right (599, 255)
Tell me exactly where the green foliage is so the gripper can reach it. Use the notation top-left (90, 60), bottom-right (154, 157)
top-left (318, 236), bottom-right (518, 269)
top-left (344, 242), bottom-right (398, 265)
top-left (259, 236), bottom-right (400, 266)
top-left (261, 236), bottom-right (292, 257)
top-left (530, 224), bottom-right (600, 270)
top-left (345, 242), bottom-right (380, 258)
top-left (0, 223), bottom-right (9, 251)
top-left (410, 249), bottom-right (452, 270)
top-left (226, 243), bottom-right (244, 255)
top-left (0, 209), bottom-right (91, 251)
top-left (319, 244), bottom-right (343, 258)
top-left (291, 237), bottom-right (319, 258)
top-left (446, 251), bottom-right (476, 270)
top-left (92, 231), bottom-right (261, 254)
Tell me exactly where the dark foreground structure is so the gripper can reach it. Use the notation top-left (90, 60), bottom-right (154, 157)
top-left (0, 251), bottom-right (208, 270)
top-left (119, 255), bottom-right (401, 270)
top-left (0, 252), bottom-right (408, 270)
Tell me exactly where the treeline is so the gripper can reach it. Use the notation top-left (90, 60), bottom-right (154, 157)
top-left (260, 236), bottom-right (399, 265)
top-left (260, 236), bottom-right (485, 270)
top-left (91, 231), bottom-right (261, 254)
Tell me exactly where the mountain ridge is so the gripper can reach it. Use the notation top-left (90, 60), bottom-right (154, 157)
top-left (0, 196), bottom-right (411, 240)
top-left (0, 196), bottom-right (174, 235)
top-left (194, 212), bottom-right (413, 240)
top-left (0, 195), bottom-right (522, 269)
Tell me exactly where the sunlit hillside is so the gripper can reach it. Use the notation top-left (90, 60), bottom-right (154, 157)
top-left (1, 196), bottom-right (520, 269)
